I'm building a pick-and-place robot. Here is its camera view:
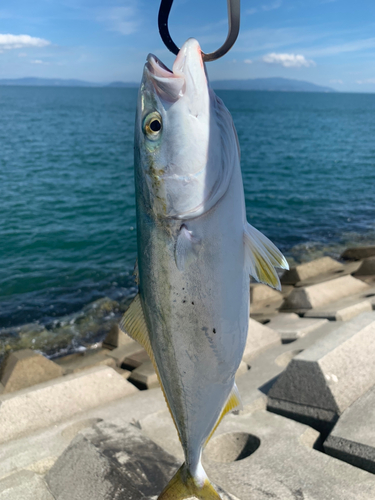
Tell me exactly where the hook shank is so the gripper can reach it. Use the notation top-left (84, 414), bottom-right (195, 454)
top-left (158, 0), bottom-right (240, 62)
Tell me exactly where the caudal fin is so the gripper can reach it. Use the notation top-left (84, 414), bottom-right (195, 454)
top-left (158, 464), bottom-right (222, 500)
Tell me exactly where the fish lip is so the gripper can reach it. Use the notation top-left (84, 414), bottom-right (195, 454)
top-left (146, 54), bottom-right (174, 79)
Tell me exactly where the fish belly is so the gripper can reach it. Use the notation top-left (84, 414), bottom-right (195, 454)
top-left (137, 166), bottom-right (249, 468)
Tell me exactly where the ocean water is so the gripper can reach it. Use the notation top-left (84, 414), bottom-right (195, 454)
top-left (1, 87), bottom-right (375, 355)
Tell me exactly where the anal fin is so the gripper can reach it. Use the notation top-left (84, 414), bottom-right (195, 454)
top-left (204, 383), bottom-right (243, 446)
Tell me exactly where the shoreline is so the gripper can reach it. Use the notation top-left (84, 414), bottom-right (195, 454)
top-left (1, 240), bottom-right (375, 362)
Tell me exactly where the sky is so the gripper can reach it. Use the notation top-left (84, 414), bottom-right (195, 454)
top-left (0, 0), bottom-right (375, 92)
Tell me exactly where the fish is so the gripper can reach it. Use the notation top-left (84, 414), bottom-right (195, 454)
top-left (120, 38), bottom-right (288, 500)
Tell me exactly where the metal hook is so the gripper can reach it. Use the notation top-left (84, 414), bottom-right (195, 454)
top-left (158, 0), bottom-right (240, 62)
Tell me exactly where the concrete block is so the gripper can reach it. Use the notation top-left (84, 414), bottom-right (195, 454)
top-left (342, 246), bottom-right (375, 261)
top-left (281, 256), bottom-right (344, 285)
top-left (235, 360), bottom-right (249, 379)
top-left (250, 283), bottom-right (283, 309)
top-left (141, 405), bottom-right (375, 500)
top-left (304, 297), bottom-right (372, 321)
top-left (294, 260), bottom-right (363, 288)
top-left (324, 385), bottom-right (375, 474)
top-left (268, 312), bottom-right (375, 431)
top-left (102, 323), bottom-right (134, 350)
top-left (0, 366), bottom-right (137, 443)
top-left (55, 348), bottom-right (117, 375)
top-left (0, 470), bottom-right (54, 500)
top-left (267, 313), bottom-right (328, 342)
top-left (104, 340), bottom-right (146, 368)
top-left (281, 275), bottom-right (369, 311)
top-left (243, 318), bottom-right (280, 362)
top-left (129, 360), bottom-right (159, 389)
top-left (354, 256), bottom-right (375, 276)
top-left (46, 420), bottom-right (238, 500)
top-left (204, 410), bottom-right (375, 500)
top-left (0, 349), bottom-right (63, 394)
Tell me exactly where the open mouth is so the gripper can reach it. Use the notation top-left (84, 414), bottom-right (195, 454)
top-left (146, 54), bottom-right (174, 78)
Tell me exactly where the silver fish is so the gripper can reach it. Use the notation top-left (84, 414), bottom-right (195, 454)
top-left (121, 38), bottom-right (288, 500)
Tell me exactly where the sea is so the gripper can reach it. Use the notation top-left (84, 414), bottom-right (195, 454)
top-left (1, 86), bottom-right (375, 357)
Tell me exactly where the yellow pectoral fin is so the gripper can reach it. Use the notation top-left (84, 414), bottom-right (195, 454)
top-left (244, 222), bottom-right (289, 291)
top-left (158, 464), bottom-right (222, 500)
top-left (204, 383), bottom-right (243, 447)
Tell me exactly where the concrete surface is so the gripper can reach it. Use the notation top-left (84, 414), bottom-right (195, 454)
top-left (324, 384), bottom-right (375, 474)
top-left (266, 313), bottom-right (328, 342)
top-left (0, 366), bottom-right (137, 443)
top-left (0, 349), bottom-right (63, 394)
top-left (281, 275), bottom-right (369, 310)
top-left (281, 256), bottom-right (344, 285)
top-left (268, 312), bottom-right (375, 431)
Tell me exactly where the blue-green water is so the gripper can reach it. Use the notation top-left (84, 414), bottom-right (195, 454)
top-left (1, 87), bottom-right (375, 353)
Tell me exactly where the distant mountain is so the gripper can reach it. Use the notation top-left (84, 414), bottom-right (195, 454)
top-left (0, 77), bottom-right (100, 87)
top-left (211, 77), bottom-right (335, 93)
top-left (106, 81), bottom-right (138, 88)
top-left (0, 76), bottom-right (334, 93)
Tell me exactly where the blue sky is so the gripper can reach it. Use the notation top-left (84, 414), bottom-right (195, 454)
top-left (0, 0), bottom-right (374, 92)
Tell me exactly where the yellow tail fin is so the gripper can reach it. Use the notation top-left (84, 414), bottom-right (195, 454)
top-left (158, 464), bottom-right (222, 500)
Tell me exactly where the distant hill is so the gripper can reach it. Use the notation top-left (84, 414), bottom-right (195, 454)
top-left (0, 76), bottom-right (334, 93)
top-left (211, 77), bottom-right (335, 93)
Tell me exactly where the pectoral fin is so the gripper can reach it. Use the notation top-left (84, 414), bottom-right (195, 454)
top-left (244, 222), bottom-right (289, 291)
top-left (175, 225), bottom-right (201, 271)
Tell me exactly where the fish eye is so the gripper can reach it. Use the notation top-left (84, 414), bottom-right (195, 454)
top-left (143, 112), bottom-right (162, 138)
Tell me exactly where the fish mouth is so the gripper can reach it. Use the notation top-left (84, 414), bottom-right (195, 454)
top-left (146, 54), bottom-right (174, 78)
top-left (144, 39), bottom-right (206, 103)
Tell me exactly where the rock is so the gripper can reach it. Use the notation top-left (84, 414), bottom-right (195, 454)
top-left (55, 348), bottom-right (117, 375)
top-left (250, 283), bottom-right (283, 309)
top-left (105, 340), bottom-right (146, 368)
top-left (341, 246), bottom-right (375, 261)
top-left (129, 361), bottom-right (159, 389)
top-left (102, 323), bottom-right (134, 350)
top-left (0, 366), bottom-right (137, 444)
top-left (324, 385), bottom-right (375, 474)
top-left (280, 275), bottom-right (369, 311)
top-left (0, 349), bottom-right (63, 394)
top-left (0, 470), bottom-right (54, 500)
top-left (242, 319), bottom-right (280, 362)
top-left (281, 256), bottom-right (344, 285)
top-left (268, 312), bottom-right (375, 432)
top-left (266, 313), bottom-right (328, 342)
top-left (354, 256), bottom-right (375, 276)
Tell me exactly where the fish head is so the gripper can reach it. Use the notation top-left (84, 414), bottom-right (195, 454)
top-left (135, 38), bottom-right (239, 220)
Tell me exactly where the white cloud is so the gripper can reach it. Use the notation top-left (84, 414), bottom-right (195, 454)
top-left (246, 1), bottom-right (281, 15)
top-left (263, 53), bottom-right (316, 68)
top-left (244, 59), bottom-right (252, 64)
top-left (329, 79), bottom-right (343, 84)
top-left (0, 34), bottom-right (50, 51)
top-left (100, 7), bottom-right (139, 35)
top-left (262, 1), bottom-right (282, 11)
top-left (30, 59), bottom-right (44, 64)
top-left (356, 79), bottom-right (375, 84)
